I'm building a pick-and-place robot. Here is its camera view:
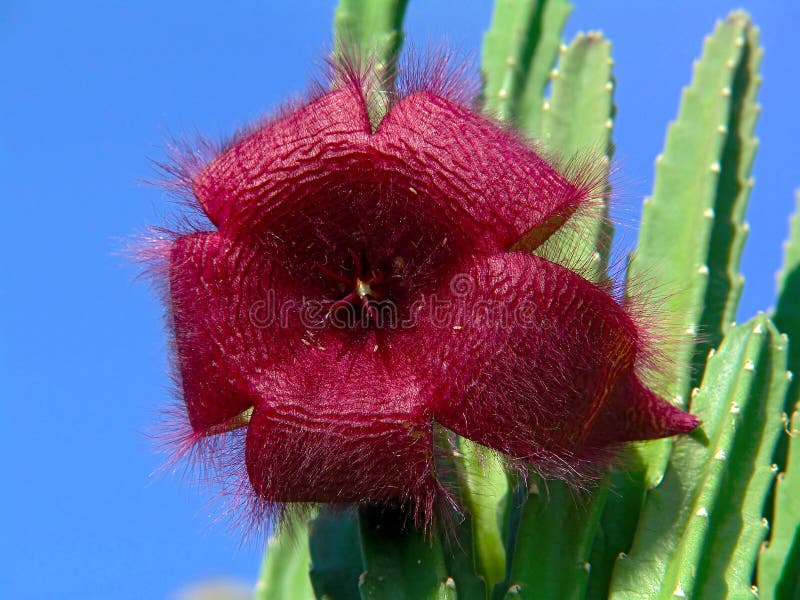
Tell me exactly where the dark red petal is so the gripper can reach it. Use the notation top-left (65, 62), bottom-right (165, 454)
top-left (585, 374), bottom-right (700, 447)
top-left (192, 84), bottom-right (596, 254)
top-left (192, 83), bottom-right (373, 233)
top-left (424, 252), bottom-right (697, 473)
top-left (244, 365), bottom-right (438, 524)
top-left (375, 92), bottom-right (598, 250)
top-left (169, 231), bottom-right (306, 433)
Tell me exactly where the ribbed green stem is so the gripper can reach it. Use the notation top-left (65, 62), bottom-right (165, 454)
top-left (627, 11), bottom-right (762, 489)
top-left (254, 523), bottom-right (313, 600)
top-left (333, 0), bottom-right (409, 125)
top-left (457, 439), bottom-right (508, 595)
top-left (357, 505), bottom-right (452, 600)
top-left (758, 190), bottom-right (800, 599)
top-left (608, 315), bottom-right (788, 599)
top-left (308, 511), bottom-right (363, 600)
top-left (481, 0), bottom-right (572, 133)
top-left (758, 405), bottom-right (800, 600)
top-left (333, 0), bottom-right (408, 76)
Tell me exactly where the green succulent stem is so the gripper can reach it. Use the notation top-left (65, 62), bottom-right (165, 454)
top-left (609, 314), bottom-right (788, 599)
top-left (254, 523), bottom-right (313, 600)
top-left (759, 190), bottom-right (800, 599)
top-left (627, 12), bottom-right (762, 489)
top-left (482, 0), bottom-right (572, 133)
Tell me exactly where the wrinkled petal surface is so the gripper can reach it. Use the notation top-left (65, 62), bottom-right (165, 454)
top-left (193, 83), bottom-right (593, 253)
top-left (423, 252), bottom-right (697, 473)
top-left (169, 232), bottom-right (306, 432)
top-left (244, 357), bottom-right (438, 521)
top-left (159, 64), bottom-right (698, 523)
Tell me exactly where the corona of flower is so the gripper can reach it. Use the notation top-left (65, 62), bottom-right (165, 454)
top-left (155, 57), bottom-right (698, 527)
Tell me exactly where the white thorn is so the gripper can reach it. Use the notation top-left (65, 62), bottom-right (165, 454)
top-left (542, 100), bottom-right (551, 111)
top-left (722, 86), bottom-right (732, 96)
top-left (696, 507), bottom-right (709, 517)
top-left (735, 36), bottom-right (745, 47)
top-left (753, 322), bottom-right (763, 334)
top-left (497, 88), bottom-right (508, 100)
top-left (715, 448), bottom-right (727, 460)
top-left (704, 207), bottom-right (715, 218)
top-left (710, 161), bottom-right (721, 173)
top-left (674, 583), bottom-right (686, 597)
top-left (717, 124), bottom-right (729, 134)
top-left (730, 402), bottom-right (740, 414)
top-left (583, 562), bottom-right (592, 573)
top-left (691, 387), bottom-right (701, 398)
top-left (698, 265), bottom-right (710, 275)
top-left (408, 186), bottom-right (418, 195)
top-left (725, 58), bottom-right (736, 68)
top-left (708, 347), bottom-right (717, 358)
top-left (550, 68), bottom-right (559, 78)
top-left (744, 359), bottom-right (755, 371)
top-left (373, 344), bottom-right (379, 353)
top-left (786, 370), bottom-right (794, 381)
top-left (604, 118), bottom-right (613, 129)
top-left (686, 324), bottom-right (698, 335)
top-left (605, 81), bottom-right (614, 92)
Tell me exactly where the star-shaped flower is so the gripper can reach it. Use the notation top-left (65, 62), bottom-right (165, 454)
top-left (155, 59), bottom-right (698, 527)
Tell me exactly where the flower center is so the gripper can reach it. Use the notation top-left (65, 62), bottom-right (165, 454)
top-left (355, 278), bottom-right (372, 299)
top-left (317, 249), bottom-right (399, 328)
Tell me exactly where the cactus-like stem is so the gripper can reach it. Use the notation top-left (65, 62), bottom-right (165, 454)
top-left (481, 0), bottom-right (572, 131)
top-left (357, 505), bottom-right (453, 600)
top-left (455, 440), bottom-right (507, 595)
top-left (758, 190), bottom-right (800, 599)
top-left (774, 191), bottom-right (800, 414)
top-left (502, 478), bottom-right (608, 599)
top-left (758, 405), bottom-right (800, 599)
top-left (308, 511), bottom-right (363, 599)
top-left (333, 0), bottom-right (408, 79)
top-left (254, 523), bottom-right (313, 600)
top-left (534, 30), bottom-right (616, 282)
top-left (333, 0), bottom-right (408, 125)
top-left (608, 314), bottom-right (788, 599)
top-left (626, 11), bottom-right (762, 489)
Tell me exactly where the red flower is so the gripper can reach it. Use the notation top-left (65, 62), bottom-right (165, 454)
top-left (155, 58), bottom-right (697, 527)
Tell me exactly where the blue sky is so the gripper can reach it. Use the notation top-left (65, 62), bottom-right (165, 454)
top-left (2, 1), bottom-right (797, 598)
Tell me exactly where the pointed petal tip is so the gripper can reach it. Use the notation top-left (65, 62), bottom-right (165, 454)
top-left (669, 410), bottom-right (701, 435)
